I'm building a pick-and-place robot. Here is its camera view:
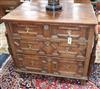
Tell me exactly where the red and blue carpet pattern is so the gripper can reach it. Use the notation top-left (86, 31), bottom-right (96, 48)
top-left (1, 60), bottom-right (100, 89)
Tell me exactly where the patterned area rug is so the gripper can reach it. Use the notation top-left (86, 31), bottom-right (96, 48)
top-left (0, 59), bottom-right (100, 89)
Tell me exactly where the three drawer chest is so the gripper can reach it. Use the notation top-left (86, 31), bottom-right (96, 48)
top-left (2, 0), bottom-right (97, 84)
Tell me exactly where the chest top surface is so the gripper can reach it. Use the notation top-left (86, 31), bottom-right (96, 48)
top-left (2, 0), bottom-right (97, 24)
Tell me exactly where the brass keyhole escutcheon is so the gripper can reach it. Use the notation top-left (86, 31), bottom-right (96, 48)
top-left (67, 30), bottom-right (72, 45)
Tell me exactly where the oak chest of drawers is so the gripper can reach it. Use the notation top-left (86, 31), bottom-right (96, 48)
top-left (2, 0), bottom-right (97, 83)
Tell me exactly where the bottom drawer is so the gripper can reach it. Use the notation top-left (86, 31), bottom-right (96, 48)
top-left (23, 55), bottom-right (42, 71)
top-left (14, 54), bottom-right (43, 72)
top-left (14, 54), bottom-right (84, 76)
top-left (57, 60), bottom-right (84, 76)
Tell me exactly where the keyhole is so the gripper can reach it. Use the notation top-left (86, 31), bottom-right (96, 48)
top-left (67, 30), bottom-right (72, 45)
top-left (68, 37), bottom-right (72, 45)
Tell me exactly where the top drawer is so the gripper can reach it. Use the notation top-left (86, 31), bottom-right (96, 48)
top-left (11, 22), bottom-right (43, 38)
top-left (10, 22), bottom-right (89, 40)
top-left (50, 23), bottom-right (89, 40)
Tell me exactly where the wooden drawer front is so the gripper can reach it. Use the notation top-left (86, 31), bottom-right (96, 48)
top-left (40, 57), bottom-right (84, 75)
top-left (20, 40), bottom-right (43, 55)
top-left (57, 60), bottom-right (84, 76)
top-left (16, 54), bottom-right (42, 72)
top-left (14, 54), bottom-right (84, 76)
top-left (51, 24), bottom-right (89, 39)
top-left (11, 23), bottom-right (89, 39)
top-left (40, 56), bottom-right (59, 73)
top-left (11, 22), bottom-right (53, 39)
top-left (13, 39), bottom-right (42, 55)
top-left (39, 39), bottom-right (86, 59)
top-left (51, 24), bottom-right (88, 59)
top-left (23, 55), bottom-right (42, 71)
top-left (13, 38), bottom-right (86, 60)
top-left (57, 39), bottom-right (87, 59)
top-left (11, 23), bottom-right (43, 38)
